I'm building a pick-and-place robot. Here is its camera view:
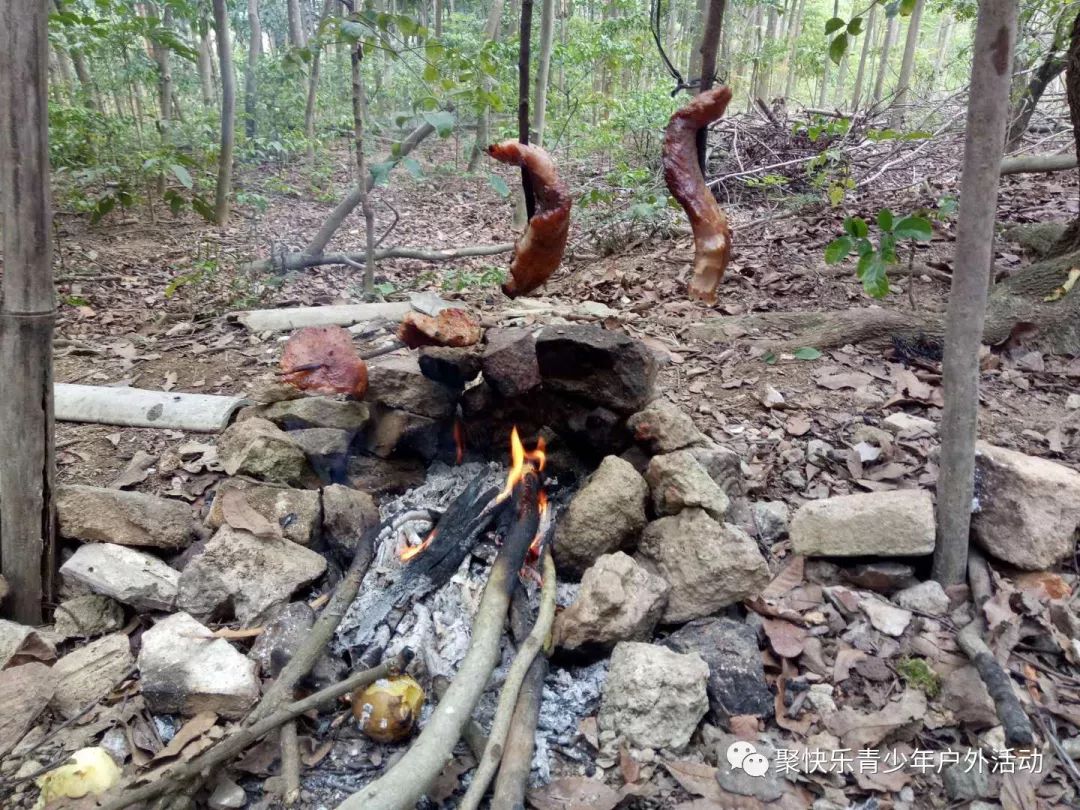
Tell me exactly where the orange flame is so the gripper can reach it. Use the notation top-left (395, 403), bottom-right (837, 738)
top-left (400, 529), bottom-right (435, 562)
top-left (528, 491), bottom-right (549, 556)
top-left (498, 427), bottom-right (546, 502)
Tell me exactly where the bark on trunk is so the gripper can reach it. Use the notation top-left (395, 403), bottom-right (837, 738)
top-left (1054, 9), bottom-right (1080, 253)
top-left (0, 0), bottom-right (56, 624)
top-left (288, 0), bottom-right (307, 47)
top-left (213, 0), bottom-right (236, 224)
top-left (696, 0), bottom-right (725, 169)
top-left (783, 0), bottom-right (807, 98)
top-left (533, 0), bottom-right (555, 146)
top-left (305, 0), bottom-right (336, 162)
top-left (198, 27), bottom-right (215, 107)
top-left (890, 0), bottom-right (925, 126)
top-left (851, 2), bottom-right (877, 108)
top-left (872, 11), bottom-right (897, 105)
top-left (245, 0), bottom-right (261, 139)
top-left (468, 0), bottom-right (507, 172)
top-left (350, 42), bottom-right (377, 297)
top-left (1005, 49), bottom-right (1066, 152)
top-left (934, 0), bottom-right (1017, 585)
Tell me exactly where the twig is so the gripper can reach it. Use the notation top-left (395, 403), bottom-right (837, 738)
top-left (281, 720), bottom-right (301, 806)
top-left (432, 675), bottom-right (489, 760)
top-left (96, 652), bottom-right (410, 810)
top-left (476, 550), bottom-right (556, 810)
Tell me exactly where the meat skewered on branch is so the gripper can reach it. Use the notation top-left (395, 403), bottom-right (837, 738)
top-left (663, 85), bottom-right (733, 304)
top-left (486, 140), bottom-right (572, 298)
top-left (280, 325), bottom-right (369, 398)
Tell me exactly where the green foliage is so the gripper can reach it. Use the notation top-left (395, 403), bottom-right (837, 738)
top-left (441, 266), bottom-right (506, 291)
top-left (897, 657), bottom-right (941, 698)
top-left (824, 209), bottom-right (933, 298)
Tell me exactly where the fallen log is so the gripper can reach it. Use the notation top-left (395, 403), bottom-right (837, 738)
top-left (1000, 152), bottom-right (1077, 175)
top-left (55, 384), bottom-right (248, 432)
top-left (234, 301), bottom-right (414, 332)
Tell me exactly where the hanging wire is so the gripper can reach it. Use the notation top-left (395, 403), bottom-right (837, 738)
top-left (650, 0), bottom-right (700, 96)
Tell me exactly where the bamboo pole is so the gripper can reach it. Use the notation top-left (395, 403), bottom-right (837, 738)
top-left (0, 0), bottom-right (57, 623)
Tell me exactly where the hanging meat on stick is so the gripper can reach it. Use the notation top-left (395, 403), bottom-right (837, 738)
top-left (663, 85), bottom-right (733, 304)
top-left (486, 141), bottom-right (572, 297)
top-left (280, 325), bottom-right (368, 398)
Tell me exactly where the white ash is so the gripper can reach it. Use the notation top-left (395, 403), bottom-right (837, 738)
top-left (532, 659), bottom-right (608, 783)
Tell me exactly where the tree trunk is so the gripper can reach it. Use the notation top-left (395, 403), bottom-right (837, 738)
top-left (1005, 49), bottom-right (1066, 151)
top-left (154, 4), bottom-right (173, 132)
top-left (1054, 11), bottom-right (1080, 254)
top-left (533, 0), bottom-right (555, 146)
top-left (54, 0), bottom-right (100, 111)
top-left (305, 0), bottom-right (336, 162)
top-left (435, 0), bottom-right (443, 37)
top-left (288, 0), bottom-right (306, 47)
top-left (818, 0), bottom-right (838, 106)
top-left (851, 2), bottom-right (876, 108)
top-left (518, 0), bottom-right (535, 222)
top-left (757, 5), bottom-right (779, 100)
top-left (783, 0), bottom-right (806, 98)
top-left (933, 0), bottom-right (1017, 585)
top-left (696, 0), bottom-right (725, 169)
top-left (245, 0), bottom-right (261, 139)
top-left (688, 0), bottom-right (706, 79)
top-left (468, 0), bottom-right (506, 172)
top-left (0, 0), bottom-right (57, 624)
top-left (213, 0), bottom-right (236, 224)
top-left (350, 42), bottom-right (377, 297)
top-left (890, 0), bottom-right (925, 126)
top-left (932, 13), bottom-right (953, 79)
top-left (198, 26), bottom-right (215, 106)
top-left (872, 11), bottom-right (897, 105)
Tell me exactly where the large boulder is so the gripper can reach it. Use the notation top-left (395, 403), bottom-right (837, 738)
top-left (790, 489), bottom-right (936, 557)
top-left (216, 418), bottom-right (315, 486)
top-left (178, 525), bottom-right (327, 624)
top-left (971, 441), bottom-right (1080, 569)
top-left (50, 633), bottom-right (134, 719)
top-left (636, 509), bottom-right (770, 623)
top-left (645, 449), bottom-right (730, 521)
top-left (481, 327), bottom-right (541, 398)
top-left (57, 485), bottom-right (196, 550)
top-left (553, 456), bottom-right (648, 578)
top-left (139, 612), bottom-right (259, 718)
top-left (554, 553), bottom-right (669, 650)
top-left (206, 479), bottom-right (321, 546)
top-left (598, 642), bottom-right (709, 750)
top-left (365, 354), bottom-right (458, 419)
top-left (258, 397), bottom-right (370, 431)
top-left (663, 617), bottom-right (773, 721)
top-left (535, 325), bottom-right (657, 414)
top-left (627, 399), bottom-right (707, 453)
top-left (60, 543), bottom-right (179, 612)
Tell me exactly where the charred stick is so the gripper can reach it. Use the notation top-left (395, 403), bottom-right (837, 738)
top-left (97, 652), bottom-right (410, 810)
top-left (340, 472), bottom-right (543, 810)
top-left (462, 546), bottom-right (556, 810)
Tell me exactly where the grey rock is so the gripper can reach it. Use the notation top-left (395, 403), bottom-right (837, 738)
top-left (751, 501), bottom-right (790, 543)
top-left (637, 508), bottom-right (770, 623)
top-left (554, 456), bottom-right (648, 578)
top-left (347, 453), bottom-right (426, 496)
top-left (57, 485), bottom-right (196, 550)
top-left (206, 480), bottom-right (321, 546)
top-left (627, 399), bottom-right (707, 453)
top-left (418, 345), bottom-right (482, 389)
top-left (806, 439), bottom-right (833, 466)
top-left (714, 733), bottom-right (785, 801)
top-left (364, 407), bottom-right (440, 460)
top-left (481, 327), bottom-right (541, 398)
top-left (50, 633), bottom-right (134, 719)
top-left (860, 596), bottom-right (912, 637)
top-left (942, 759), bottom-right (996, 801)
top-left (598, 642), bottom-right (709, 750)
top-left (894, 580), bottom-right (949, 616)
top-left (663, 617), bottom-right (773, 721)
top-left (365, 354), bottom-right (458, 419)
top-left (178, 525), bottom-right (327, 623)
top-left (0, 620), bottom-right (56, 669)
top-left (686, 443), bottom-right (744, 497)
top-left (60, 543), bottom-right (179, 611)
top-left (208, 777), bottom-right (248, 809)
top-left (646, 450), bottom-right (730, 521)
top-left (972, 441), bottom-right (1080, 569)
top-left (554, 553), bottom-right (669, 650)
top-left (249, 602), bottom-right (314, 677)
top-left (322, 484), bottom-right (380, 559)
top-left (139, 612), bottom-right (259, 718)
top-left (53, 595), bottom-right (125, 640)
top-left (883, 412), bottom-right (937, 437)
top-left (535, 325), bottom-right (657, 414)
top-left (939, 665), bottom-right (998, 728)
top-left (258, 397), bottom-right (370, 431)
top-left (217, 418), bottom-right (315, 487)
top-left (841, 562), bottom-right (918, 594)
top-left (790, 489), bottom-right (936, 557)
top-left (288, 427), bottom-right (353, 482)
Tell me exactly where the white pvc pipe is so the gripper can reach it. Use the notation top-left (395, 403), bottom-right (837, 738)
top-left (55, 384), bottom-right (249, 432)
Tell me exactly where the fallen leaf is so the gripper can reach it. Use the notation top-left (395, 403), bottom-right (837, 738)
top-left (815, 371), bottom-right (872, 390)
top-left (425, 752), bottom-right (474, 804)
top-left (578, 716), bottom-right (599, 749)
top-left (527, 776), bottom-right (620, 810)
top-left (152, 712), bottom-right (218, 761)
top-left (832, 647), bottom-right (867, 682)
top-left (110, 450), bottom-right (157, 489)
top-left (663, 760), bottom-right (723, 801)
top-left (619, 744), bottom-right (641, 784)
top-left (761, 618), bottom-right (808, 658)
top-left (219, 488), bottom-right (282, 539)
top-left (784, 414), bottom-right (811, 436)
top-left (823, 688), bottom-right (928, 750)
top-left (728, 715), bottom-right (759, 739)
top-left (761, 556), bottom-right (805, 600)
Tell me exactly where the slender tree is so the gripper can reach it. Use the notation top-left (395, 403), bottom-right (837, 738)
top-left (1, 0), bottom-right (56, 623)
top-left (851, 1), bottom-right (877, 108)
top-left (213, 0), bottom-right (236, 224)
top-left (696, 0), bottom-right (725, 169)
top-left (533, 0), bottom-right (555, 146)
top-left (890, 0), bottom-right (925, 126)
top-left (288, 0), bottom-right (307, 47)
top-left (468, 0), bottom-right (506, 171)
top-left (245, 0), bottom-right (261, 139)
top-left (872, 10), bottom-right (897, 105)
top-left (350, 39), bottom-right (377, 297)
top-left (933, 0), bottom-right (1018, 584)
top-left (197, 24), bottom-right (215, 107)
top-left (783, 0), bottom-right (807, 98)
top-left (305, 0), bottom-right (336, 162)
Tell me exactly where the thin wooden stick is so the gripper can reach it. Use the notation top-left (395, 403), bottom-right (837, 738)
top-left (281, 720), bottom-right (301, 805)
top-left (460, 548), bottom-right (556, 810)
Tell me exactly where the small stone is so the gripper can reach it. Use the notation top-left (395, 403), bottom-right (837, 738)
top-left (217, 418), bottom-right (315, 487)
top-left (53, 595), bottom-right (125, 640)
top-left (663, 617), bottom-right (772, 721)
top-left (942, 758), bottom-right (996, 800)
top-left (418, 346), bottom-right (482, 389)
top-left (258, 397), bottom-right (370, 431)
top-left (535, 325), bottom-right (657, 414)
top-left (57, 485), bottom-right (196, 550)
top-left (972, 441), bottom-right (1080, 570)
top-left (645, 450), bottom-right (730, 521)
top-left (627, 399), bottom-right (707, 453)
top-left (841, 562), bottom-right (918, 593)
top-left (553, 456), bottom-right (648, 578)
top-left (883, 412), bottom-right (937, 437)
top-left (554, 553), bottom-right (669, 650)
top-left (178, 526), bottom-right (327, 624)
top-left (0, 621), bottom-right (55, 669)
top-left (481, 327), bottom-right (541, 398)
top-left (860, 596), bottom-right (912, 637)
top-left (208, 776), bottom-right (248, 809)
top-left (60, 544), bottom-right (179, 612)
top-left (321, 484), bottom-right (380, 559)
top-left (138, 612), bottom-right (259, 719)
top-left (806, 439), bottom-right (833, 466)
top-left (598, 642), bottom-right (709, 751)
top-left (894, 580), bottom-right (949, 616)
top-left (939, 665), bottom-right (997, 728)
top-left (1067, 393), bottom-right (1080, 411)
top-left (751, 501), bottom-right (790, 543)
top-left (206, 480), bottom-right (321, 546)
top-left (347, 454), bottom-right (426, 496)
top-left (50, 633), bottom-right (134, 719)
top-left (790, 490), bottom-right (936, 557)
top-left (636, 508), bottom-right (770, 623)
top-left (365, 354), bottom-right (458, 419)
